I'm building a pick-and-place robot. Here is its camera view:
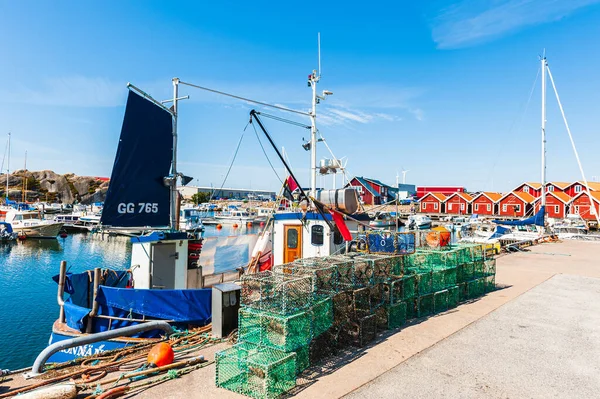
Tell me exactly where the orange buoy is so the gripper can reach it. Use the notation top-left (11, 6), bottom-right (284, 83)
top-left (147, 342), bottom-right (174, 367)
top-left (216, 224), bottom-right (222, 229)
top-left (426, 226), bottom-right (451, 248)
top-left (260, 222), bottom-right (265, 227)
top-left (18, 234), bottom-right (27, 241)
top-left (247, 222), bottom-right (253, 227)
top-left (232, 223), bottom-right (238, 228)
top-left (60, 232), bottom-right (68, 238)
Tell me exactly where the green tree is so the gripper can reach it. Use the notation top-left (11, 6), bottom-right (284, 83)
top-left (191, 192), bottom-right (210, 205)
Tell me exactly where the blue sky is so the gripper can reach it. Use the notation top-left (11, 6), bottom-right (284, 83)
top-left (1, 0), bottom-right (600, 193)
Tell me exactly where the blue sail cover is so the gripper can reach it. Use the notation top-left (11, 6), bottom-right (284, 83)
top-left (101, 91), bottom-right (173, 228)
top-left (493, 206), bottom-right (545, 227)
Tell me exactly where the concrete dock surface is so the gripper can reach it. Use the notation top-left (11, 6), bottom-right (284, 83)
top-left (139, 240), bottom-right (600, 399)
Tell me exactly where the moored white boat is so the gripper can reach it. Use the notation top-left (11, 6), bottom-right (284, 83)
top-left (5, 209), bottom-right (64, 238)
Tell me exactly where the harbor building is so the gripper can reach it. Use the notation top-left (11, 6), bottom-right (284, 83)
top-left (444, 192), bottom-right (473, 215)
top-left (177, 186), bottom-right (276, 201)
top-left (418, 192), bottom-right (446, 213)
top-left (570, 191), bottom-right (600, 221)
top-left (533, 191), bottom-right (572, 219)
top-left (346, 176), bottom-right (398, 205)
top-left (470, 192), bottom-right (502, 216)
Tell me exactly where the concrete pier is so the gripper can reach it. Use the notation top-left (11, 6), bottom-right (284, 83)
top-left (144, 240), bottom-right (600, 398)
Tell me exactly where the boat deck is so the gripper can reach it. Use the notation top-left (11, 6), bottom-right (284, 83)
top-left (2, 240), bottom-right (599, 398)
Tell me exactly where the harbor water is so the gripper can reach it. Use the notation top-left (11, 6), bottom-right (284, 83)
top-left (0, 224), bottom-right (261, 371)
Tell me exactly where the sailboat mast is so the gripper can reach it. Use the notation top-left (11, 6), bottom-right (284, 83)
top-left (6, 132), bottom-right (9, 201)
top-left (171, 78), bottom-right (180, 231)
top-left (541, 56), bottom-right (547, 210)
top-left (309, 71), bottom-right (318, 199)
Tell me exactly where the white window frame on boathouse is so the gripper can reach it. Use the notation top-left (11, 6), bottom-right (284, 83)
top-left (575, 185), bottom-right (582, 193)
top-left (434, 202), bottom-right (438, 211)
top-left (487, 204), bottom-right (491, 212)
top-left (502, 204), bottom-right (507, 212)
top-left (475, 204), bottom-right (479, 212)
top-left (554, 205), bottom-right (560, 214)
top-left (460, 203), bottom-right (465, 211)
top-left (523, 186), bottom-right (530, 193)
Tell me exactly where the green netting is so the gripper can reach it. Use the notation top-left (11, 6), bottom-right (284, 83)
top-left (458, 282), bottom-right (468, 302)
top-left (370, 283), bottom-right (385, 310)
top-left (405, 297), bottom-right (417, 320)
top-left (352, 287), bottom-right (372, 318)
top-left (351, 257), bottom-right (375, 287)
top-left (388, 301), bottom-right (407, 329)
top-left (341, 313), bottom-right (377, 347)
top-left (433, 289), bottom-right (449, 313)
top-left (309, 330), bottom-right (337, 363)
top-left (216, 343), bottom-right (296, 399)
top-left (418, 293), bottom-right (434, 318)
top-left (467, 278), bottom-right (485, 299)
top-left (382, 278), bottom-right (403, 305)
top-left (324, 256), bottom-right (356, 290)
top-left (457, 243), bottom-right (486, 262)
top-left (448, 286), bottom-right (459, 309)
top-left (402, 274), bottom-right (416, 299)
top-left (294, 345), bottom-right (310, 375)
top-left (457, 262), bottom-right (475, 284)
top-left (274, 261), bottom-right (338, 296)
top-left (444, 266), bottom-right (457, 288)
top-left (311, 297), bottom-right (333, 337)
top-left (484, 259), bottom-right (496, 276)
top-left (431, 268), bottom-right (445, 292)
top-left (241, 271), bottom-right (314, 315)
top-left (415, 269), bottom-right (432, 295)
top-left (473, 260), bottom-right (486, 279)
top-left (484, 275), bottom-right (496, 293)
top-left (238, 307), bottom-right (312, 352)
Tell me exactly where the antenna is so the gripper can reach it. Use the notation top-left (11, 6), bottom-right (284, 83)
top-left (318, 32), bottom-right (321, 77)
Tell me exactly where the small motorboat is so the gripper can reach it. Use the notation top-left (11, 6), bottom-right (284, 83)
top-left (0, 221), bottom-right (17, 242)
top-left (407, 214), bottom-right (432, 230)
top-left (369, 212), bottom-right (398, 228)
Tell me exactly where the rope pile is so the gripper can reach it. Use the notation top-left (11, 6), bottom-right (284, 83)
top-left (0, 324), bottom-right (235, 399)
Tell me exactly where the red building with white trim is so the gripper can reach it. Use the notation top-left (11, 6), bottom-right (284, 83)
top-left (513, 182), bottom-right (542, 198)
top-left (533, 191), bottom-right (572, 219)
top-left (570, 191), bottom-right (600, 221)
top-left (418, 192), bottom-right (446, 213)
top-left (497, 191), bottom-right (536, 217)
top-left (470, 192), bottom-right (502, 216)
top-left (444, 192), bottom-right (473, 215)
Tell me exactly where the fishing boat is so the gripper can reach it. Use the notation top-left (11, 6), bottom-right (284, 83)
top-left (214, 209), bottom-right (256, 224)
top-left (369, 212), bottom-right (397, 228)
top-left (4, 209), bottom-right (64, 238)
top-left (179, 206), bottom-right (204, 232)
top-left (407, 214), bottom-right (432, 230)
top-left (53, 214), bottom-right (82, 232)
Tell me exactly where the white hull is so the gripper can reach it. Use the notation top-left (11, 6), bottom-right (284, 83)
top-left (12, 222), bottom-right (64, 238)
top-left (214, 216), bottom-right (256, 224)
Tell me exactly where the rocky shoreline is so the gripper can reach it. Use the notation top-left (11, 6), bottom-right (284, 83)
top-left (0, 170), bottom-right (108, 205)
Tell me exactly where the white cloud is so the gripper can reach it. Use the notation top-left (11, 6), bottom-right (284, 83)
top-left (0, 76), bottom-right (126, 107)
top-left (431, 0), bottom-right (600, 49)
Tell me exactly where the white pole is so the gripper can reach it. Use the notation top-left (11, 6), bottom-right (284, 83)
top-left (546, 64), bottom-right (600, 226)
top-left (171, 78), bottom-right (180, 231)
top-left (6, 132), bottom-right (9, 201)
top-left (541, 56), bottom-right (547, 211)
top-left (310, 70), bottom-right (318, 199)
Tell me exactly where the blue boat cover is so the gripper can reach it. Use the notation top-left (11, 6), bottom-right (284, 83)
top-left (101, 90), bottom-right (173, 228)
top-left (0, 222), bottom-right (13, 233)
top-left (96, 286), bottom-right (212, 326)
top-left (493, 206), bottom-right (545, 227)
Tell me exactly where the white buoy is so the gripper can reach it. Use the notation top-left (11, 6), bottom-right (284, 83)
top-left (17, 383), bottom-right (78, 399)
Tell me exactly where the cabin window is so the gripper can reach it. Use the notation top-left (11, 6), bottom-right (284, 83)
top-left (523, 186), bottom-right (530, 193)
top-left (433, 203), bottom-right (438, 210)
top-left (502, 204), bottom-right (507, 212)
top-left (356, 185), bottom-right (363, 194)
top-left (287, 229), bottom-right (299, 249)
top-left (475, 204), bottom-right (479, 212)
top-left (487, 204), bottom-right (491, 212)
top-left (333, 230), bottom-right (343, 245)
top-left (554, 205), bottom-right (560, 214)
top-left (575, 185), bottom-right (582, 193)
top-left (311, 225), bottom-right (324, 246)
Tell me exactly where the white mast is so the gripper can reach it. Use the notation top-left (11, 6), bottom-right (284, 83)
top-left (541, 55), bottom-right (547, 211)
top-left (309, 70), bottom-right (319, 199)
top-left (171, 78), bottom-right (180, 231)
top-left (5, 132), bottom-right (9, 201)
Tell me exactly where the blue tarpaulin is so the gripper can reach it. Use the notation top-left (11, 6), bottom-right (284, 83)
top-left (101, 90), bottom-right (173, 228)
top-left (493, 206), bottom-right (545, 227)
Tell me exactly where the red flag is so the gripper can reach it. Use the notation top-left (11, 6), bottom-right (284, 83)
top-left (286, 175), bottom-right (299, 192)
top-left (329, 209), bottom-right (352, 241)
